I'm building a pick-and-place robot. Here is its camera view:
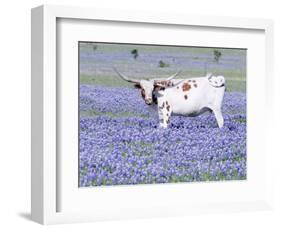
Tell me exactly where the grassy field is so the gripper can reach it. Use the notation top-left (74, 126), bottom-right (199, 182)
top-left (79, 42), bottom-right (246, 92)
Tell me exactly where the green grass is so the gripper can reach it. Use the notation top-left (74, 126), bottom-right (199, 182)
top-left (225, 80), bottom-right (246, 92)
top-left (80, 74), bottom-right (133, 87)
top-left (234, 117), bottom-right (247, 123)
top-left (80, 73), bottom-right (246, 92)
top-left (80, 42), bottom-right (246, 56)
top-left (79, 42), bottom-right (246, 92)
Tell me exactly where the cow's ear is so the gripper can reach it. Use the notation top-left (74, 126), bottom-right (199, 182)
top-left (134, 84), bottom-right (141, 89)
top-left (154, 85), bottom-right (165, 91)
top-left (154, 85), bottom-right (161, 91)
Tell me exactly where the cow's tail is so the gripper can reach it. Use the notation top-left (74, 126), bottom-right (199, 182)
top-left (207, 74), bottom-right (225, 88)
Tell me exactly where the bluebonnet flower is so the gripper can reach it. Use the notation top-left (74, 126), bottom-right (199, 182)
top-left (79, 85), bottom-right (246, 187)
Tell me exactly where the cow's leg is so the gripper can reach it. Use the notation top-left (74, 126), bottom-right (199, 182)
top-left (157, 100), bottom-right (170, 128)
top-left (212, 108), bottom-right (224, 128)
top-left (158, 105), bottom-right (168, 128)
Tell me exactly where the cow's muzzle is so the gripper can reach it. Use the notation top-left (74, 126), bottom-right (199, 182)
top-left (145, 99), bottom-right (153, 105)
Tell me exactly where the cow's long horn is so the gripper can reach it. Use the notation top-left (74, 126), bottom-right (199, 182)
top-left (113, 68), bottom-right (140, 84)
top-left (166, 70), bottom-right (182, 80)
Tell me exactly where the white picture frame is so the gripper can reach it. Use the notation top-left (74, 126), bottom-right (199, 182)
top-left (31, 4), bottom-right (274, 225)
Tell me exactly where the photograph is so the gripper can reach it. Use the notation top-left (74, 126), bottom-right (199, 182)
top-left (79, 42), bottom-right (247, 187)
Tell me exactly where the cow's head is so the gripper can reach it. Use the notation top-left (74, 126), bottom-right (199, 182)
top-left (114, 68), bottom-right (181, 105)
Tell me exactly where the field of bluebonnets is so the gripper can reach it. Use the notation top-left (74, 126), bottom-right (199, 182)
top-left (79, 42), bottom-right (247, 187)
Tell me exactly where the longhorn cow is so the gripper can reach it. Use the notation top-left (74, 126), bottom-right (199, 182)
top-left (114, 68), bottom-right (225, 128)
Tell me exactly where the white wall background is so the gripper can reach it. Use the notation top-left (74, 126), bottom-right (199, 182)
top-left (0, 0), bottom-right (280, 229)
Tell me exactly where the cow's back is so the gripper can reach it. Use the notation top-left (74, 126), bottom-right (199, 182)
top-left (165, 77), bottom-right (224, 115)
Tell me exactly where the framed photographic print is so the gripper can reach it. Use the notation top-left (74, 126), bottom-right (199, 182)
top-left (31, 5), bottom-right (275, 225)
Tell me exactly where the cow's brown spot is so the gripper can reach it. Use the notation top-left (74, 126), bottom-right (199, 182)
top-left (188, 79), bottom-right (192, 82)
top-left (167, 105), bottom-right (170, 112)
top-left (184, 95), bottom-right (188, 100)
top-left (177, 86), bottom-right (179, 89)
top-left (182, 83), bottom-right (191, 92)
top-left (156, 80), bottom-right (171, 87)
top-left (166, 101), bottom-right (168, 105)
top-left (192, 80), bottom-right (196, 83)
top-left (167, 81), bottom-right (173, 87)
top-left (194, 84), bottom-right (197, 88)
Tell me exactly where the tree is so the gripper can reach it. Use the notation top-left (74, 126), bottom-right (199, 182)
top-left (213, 50), bottom-right (222, 63)
top-left (131, 49), bottom-right (139, 60)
